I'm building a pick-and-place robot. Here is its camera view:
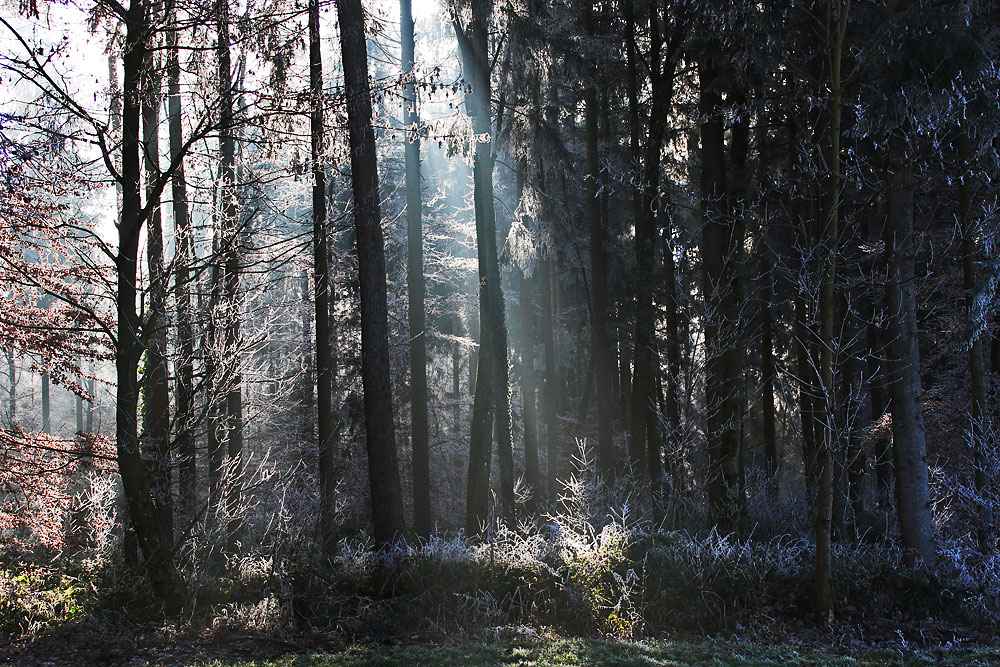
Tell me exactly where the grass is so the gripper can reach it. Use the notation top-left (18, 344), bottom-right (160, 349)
top-left (184, 639), bottom-right (1000, 667)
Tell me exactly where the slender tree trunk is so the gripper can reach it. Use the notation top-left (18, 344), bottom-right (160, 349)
top-left (5, 347), bottom-right (14, 427)
top-left (142, 30), bottom-right (174, 543)
top-left (517, 166), bottom-right (539, 509)
top-left (401, 0), bottom-right (431, 538)
top-left (959, 124), bottom-right (994, 549)
top-left (662, 224), bottom-right (682, 517)
top-left (815, 0), bottom-right (848, 618)
top-left (457, 0), bottom-right (516, 528)
top-left (207, 233), bottom-right (225, 513)
top-left (217, 0), bottom-right (245, 555)
top-left (540, 256), bottom-right (560, 504)
top-left (310, 0), bottom-right (337, 556)
top-left (336, 0), bottom-right (406, 544)
top-left (582, 42), bottom-right (613, 478)
top-left (41, 371), bottom-right (50, 434)
top-left (167, 0), bottom-right (196, 519)
top-left (884, 129), bottom-right (936, 569)
top-left (115, 0), bottom-right (183, 609)
top-left (699, 54), bottom-right (742, 534)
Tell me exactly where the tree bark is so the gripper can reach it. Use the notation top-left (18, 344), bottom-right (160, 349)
top-left (699, 54), bottom-right (742, 534)
top-left (336, 0), bottom-right (407, 545)
top-left (539, 256), bottom-right (560, 504)
top-left (457, 0), bottom-right (516, 528)
top-left (217, 0), bottom-right (245, 555)
top-left (959, 124), bottom-right (994, 548)
top-left (310, 0), bottom-right (337, 556)
top-left (116, 0), bottom-right (183, 609)
top-left (401, 0), bottom-right (431, 538)
top-left (142, 27), bottom-right (174, 543)
top-left (166, 0), bottom-right (196, 520)
top-left (884, 129), bottom-right (936, 569)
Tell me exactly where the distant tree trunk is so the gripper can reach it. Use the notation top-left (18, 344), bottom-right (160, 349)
top-left (401, 0), bottom-right (431, 538)
top-left (336, 0), bottom-right (407, 545)
top-left (786, 101), bottom-right (819, 499)
top-left (582, 3), bottom-right (613, 478)
top-left (662, 224), bottom-right (682, 517)
top-left (539, 256), bottom-right (560, 504)
top-left (519, 267), bottom-right (540, 510)
top-left (884, 129), bottom-right (936, 570)
top-left (41, 371), bottom-right (50, 434)
top-left (86, 373), bottom-right (94, 434)
top-left (516, 168), bottom-right (540, 510)
top-left (5, 347), bottom-right (14, 427)
top-left (959, 124), bottom-right (994, 549)
top-left (757, 132), bottom-right (778, 477)
top-left (167, 0), bottom-right (196, 519)
top-left (815, 0), bottom-right (848, 618)
top-left (207, 234), bottom-right (225, 513)
top-left (456, 0), bottom-right (516, 529)
top-left (115, 0), bottom-right (184, 609)
top-left (217, 0), bottom-right (245, 555)
top-left (310, 0), bottom-right (337, 556)
top-left (699, 54), bottom-right (742, 534)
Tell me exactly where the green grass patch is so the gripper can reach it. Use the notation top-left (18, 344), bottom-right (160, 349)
top-left (184, 639), bottom-right (1000, 667)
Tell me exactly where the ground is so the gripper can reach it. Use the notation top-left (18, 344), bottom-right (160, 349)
top-left (4, 627), bottom-right (1000, 666)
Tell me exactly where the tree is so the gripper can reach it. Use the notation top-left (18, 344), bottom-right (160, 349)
top-left (455, 0), bottom-right (516, 531)
top-left (336, 0), bottom-right (406, 545)
top-left (309, 0), bottom-right (337, 556)
top-left (401, 0), bottom-right (432, 538)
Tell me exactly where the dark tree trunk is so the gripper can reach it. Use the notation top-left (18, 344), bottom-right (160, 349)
top-left (310, 0), bottom-right (337, 556)
top-left (884, 130), bottom-right (936, 570)
top-left (217, 0), bottom-right (245, 555)
top-left (167, 0), bottom-right (196, 520)
top-left (582, 59), bottom-right (614, 478)
top-left (142, 31), bottom-right (174, 542)
top-left (959, 125), bottom-right (994, 548)
top-left (699, 54), bottom-right (742, 534)
top-left (816, 2), bottom-right (846, 615)
top-left (401, 0), bottom-right (431, 538)
top-left (336, 0), bottom-right (407, 545)
top-left (457, 0), bottom-right (516, 529)
top-left (539, 256), bottom-right (560, 504)
top-left (116, 0), bottom-right (184, 609)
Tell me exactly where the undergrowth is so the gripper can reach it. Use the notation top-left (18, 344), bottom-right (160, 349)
top-left (4, 441), bottom-right (1000, 646)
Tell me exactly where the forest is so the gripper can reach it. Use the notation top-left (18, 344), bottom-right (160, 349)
top-left (2, 0), bottom-right (1000, 664)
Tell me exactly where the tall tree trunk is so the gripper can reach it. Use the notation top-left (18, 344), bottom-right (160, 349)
top-left (884, 129), bottom-right (936, 569)
top-left (582, 5), bottom-right (613, 478)
top-left (540, 256), bottom-right (560, 504)
top-left (815, 0), bottom-right (848, 618)
top-left (336, 0), bottom-right (407, 545)
top-left (959, 124), bottom-right (994, 548)
top-left (519, 267), bottom-right (540, 510)
top-left (167, 0), bottom-right (196, 520)
top-left (116, 0), bottom-right (183, 609)
top-left (217, 0), bottom-right (245, 555)
top-left (517, 168), bottom-right (540, 509)
top-left (662, 224), bottom-right (682, 519)
top-left (142, 30), bottom-right (174, 543)
top-left (401, 0), bottom-right (431, 538)
top-left (207, 233), bottom-right (225, 513)
top-left (457, 0), bottom-right (516, 528)
top-left (310, 0), bottom-right (337, 556)
top-left (699, 54), bottom-right (742, 534)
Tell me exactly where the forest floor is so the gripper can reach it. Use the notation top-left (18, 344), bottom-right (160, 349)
top-left (4, 636), bottom-right (1000, 666)
top-left (3, 623), bottom-right (1000, 666)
